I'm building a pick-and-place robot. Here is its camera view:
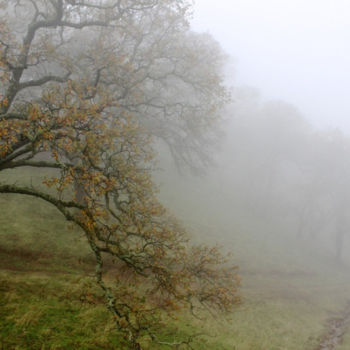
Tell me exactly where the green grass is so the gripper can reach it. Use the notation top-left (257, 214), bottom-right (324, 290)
top-left (0, 270), bottom-right (125, 349)
top-left (0, 269), bottom-right (328, 350)
top-left (2, 167), bottom-right (350, 349)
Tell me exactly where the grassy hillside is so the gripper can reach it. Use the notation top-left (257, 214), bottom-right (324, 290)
top-left (2, 168), bottom-right (350, 349)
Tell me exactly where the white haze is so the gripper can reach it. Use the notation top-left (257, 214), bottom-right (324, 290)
top-left (192, 0), bottom-right (350, 134)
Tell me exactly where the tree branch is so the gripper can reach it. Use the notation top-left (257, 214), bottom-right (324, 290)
top-left (0, 184), bottom-right (83, 209)
top-left (18, 71), bottom-right (71, 90)
top-left (0, 112), bottom-right (27, 120)
top-left (0, 160), bottom-right (69, 171)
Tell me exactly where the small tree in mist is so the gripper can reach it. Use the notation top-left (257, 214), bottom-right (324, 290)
top-left (316, 130), bottom-right (350, 262)
top-left (0, 0), bottom-right (239, 348)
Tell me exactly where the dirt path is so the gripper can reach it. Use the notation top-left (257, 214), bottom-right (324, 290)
top-left (315, 303), bottom-right (350, 350)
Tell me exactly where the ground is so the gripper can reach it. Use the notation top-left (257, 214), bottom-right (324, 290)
top-left (2, 170), bottom-right (350, 349)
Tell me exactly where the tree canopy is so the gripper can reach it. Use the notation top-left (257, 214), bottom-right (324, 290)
top-left (0, 0), bottom-right (239, 348)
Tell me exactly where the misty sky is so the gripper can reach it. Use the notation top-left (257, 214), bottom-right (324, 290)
top-left (192, 0), bottom-right (350, 134)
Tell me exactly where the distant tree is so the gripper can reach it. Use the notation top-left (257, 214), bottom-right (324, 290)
top-left (0, 0), bottom-right (239, 348)
top-left (290, 129), bottom-right (350, 258)
top-left (225, 96), bottom-right (312, 215)
top-left (318, 130), bottom-right (350, 262)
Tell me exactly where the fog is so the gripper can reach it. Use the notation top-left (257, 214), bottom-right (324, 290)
top-left (158, 88), bottom-right (350, 264)
top-left (192, 0), bottom-right (350, 133)
top-left (3, 1), bottom-right (350, 348)
top-left (155, 5), bottom-right (350, 346)
top-left (153, 0), bottom-right (350, 268)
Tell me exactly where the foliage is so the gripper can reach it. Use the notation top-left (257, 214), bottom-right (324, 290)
top-left (0, 0), bottom-right (239, 348)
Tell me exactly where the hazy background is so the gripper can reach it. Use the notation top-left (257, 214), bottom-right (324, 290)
top-left (3, 1), bottom-right (350, 348)
top-left (192, 0), bottom-right (350, 134)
